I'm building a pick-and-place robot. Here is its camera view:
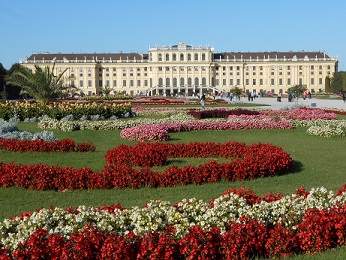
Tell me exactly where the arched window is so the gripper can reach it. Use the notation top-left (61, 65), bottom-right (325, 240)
top-left (202, 77), bottom-right (206, 86)
top-left (202, 53), bottom-right (206, 61)
top-left (166, 78), bottom-right (170, 86)
top-left (194, 53), bottom-right (198, 61)
top-left (188, 77), bottom-right (192, 86)
top-left (173, 54), bottom-right (177, 61)
top-left (187, 53), bottom-right (191, 61)
top-left (173, 77), bottom-right (177, 87)
top-left (194, 77), bottom-right (199, 86)
top-left (158, 78), bottom-right (163, 86)
top-left (180, 77), bottom-right (185, 86)
top-left (165, 53), bottom-right (169, 61)
top-left (158, 53), bottom-right (162, 61)
top-left (180, 53), bottom-right (184, 61)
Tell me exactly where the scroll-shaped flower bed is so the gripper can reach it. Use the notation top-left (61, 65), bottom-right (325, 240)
top-left (0, 142), bottom-right (292, 190)
top-left (103, 141), bottom-right (293, 188)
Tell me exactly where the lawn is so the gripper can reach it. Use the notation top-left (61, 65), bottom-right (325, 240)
top-left (0, 109), bottom-right (345, 258)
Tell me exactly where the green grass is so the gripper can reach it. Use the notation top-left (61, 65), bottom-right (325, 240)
top-left (0, 116), bottom-right (346, 258)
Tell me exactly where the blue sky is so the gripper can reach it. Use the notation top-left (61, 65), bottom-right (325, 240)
top-left (1, 0), bottom-right (345, 70)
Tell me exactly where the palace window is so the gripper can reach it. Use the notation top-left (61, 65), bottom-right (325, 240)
top-left (166, 53), bottom-right (169, 61)
top-left (188, 53), bottom-right (191, 61)
top-left (194, 53), bottom-right (198, 60)
top-left (180, 54), bottom-right (184, 61)
top-left (158, 54), bottom-right (162, 61)
top-left (113, 80), bottom-right (116, 86)
top-left (195, 77), bottom-right (199, 86)
top-left (173, 54), bottom-right (177, 61)
top-left (202, 53), bottom-right (206, 60)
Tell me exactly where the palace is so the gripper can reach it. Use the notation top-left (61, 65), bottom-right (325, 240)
top-left (19, 42), bottom-right (338, 96)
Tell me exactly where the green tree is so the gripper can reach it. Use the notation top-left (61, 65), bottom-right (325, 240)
top-left (331, 71), bottom-right (343, 93)
top-left (101, 84), bottom-right (113, 99)
top-left (325, 76), bottom-right (331, 92)
top-left (5, 63), bottom-right (68, 104)
top-left (230, 86), bottom-right (243, 99)
top-left (288, 84), bottom-right (307, 101)
top-left (0, 63), bottom-right (6, 90)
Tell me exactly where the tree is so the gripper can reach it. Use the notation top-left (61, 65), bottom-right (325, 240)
top-left (5, 63), bottom-right (68, 104)
top-left (230, 86), bottom-right (243, 99)
top-left (0, 63), bottom-right (6, 91)
top-left (101, 84), bottom-right (113, 99)
top-left (331, 71), bottom-right (343, 93)
top-left (288, 84), bottom-right (307, 101)
top-left (325, 76), bottom-right (331, 93)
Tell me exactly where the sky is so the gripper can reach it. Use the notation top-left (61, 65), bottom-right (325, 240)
top-left (1, 0), bottom-right (345, 71)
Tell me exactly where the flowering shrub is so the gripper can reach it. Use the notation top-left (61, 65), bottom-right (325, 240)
top-left (0, 186), bottom-right (345, 258)
top-left (0, 139), bottom-right (95, 152)
top-left (0, 142), bottom-right (292, 190)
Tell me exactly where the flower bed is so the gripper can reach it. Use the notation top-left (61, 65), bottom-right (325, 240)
top-left (261, 108), bottom-right (337, 120)
top-left (0, 138), bottom-right (95, 152)
top-left (0, 142), bottom-right (292, 190)
top-left (0, 100), bottom-right (132, 121)
top-left (188, 108), bottom-right (260, 119)
top-left (120, 120), bottom-right (293, 142)
top-left (0, 186), bottom-right (345, 258)
top-left (306, 120), bottom-right (346, 137)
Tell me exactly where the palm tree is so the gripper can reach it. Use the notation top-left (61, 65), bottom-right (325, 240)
top-left (5, 63), bottom-right (68, 104)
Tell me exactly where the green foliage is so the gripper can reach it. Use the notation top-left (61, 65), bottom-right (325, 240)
top-left (331, 71), bottom-right (343, 92)
top-left (288, 84), bottom-right (308, 99)
top-left (230, 86), bottom-right (243, 97)
top-left (325, 76), bottom-right (331, 92)
top-left (5, 63), bottom-right (68, 104)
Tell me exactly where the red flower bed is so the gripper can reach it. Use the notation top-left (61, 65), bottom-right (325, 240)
top-left (0, 142), bottom-right (292, 190)
top-left (0, 139), bottom-right (95, 152)
top-left (2, 203), bottom-right (346, 259)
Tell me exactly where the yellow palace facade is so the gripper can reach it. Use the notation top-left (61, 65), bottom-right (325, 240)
top-left (20, 42), bottom-right (338, 96)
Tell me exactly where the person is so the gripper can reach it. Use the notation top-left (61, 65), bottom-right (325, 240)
top-left (277, 92), bottom-right (282, 102)
top-left (200, 93), bottom-right (206, 108)
top-left (288, 92), bottom-right (292, 102)
top-left (343, 92), bottom-right (346, 103)
top-left (303, 92), bottom-right (308, 100)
